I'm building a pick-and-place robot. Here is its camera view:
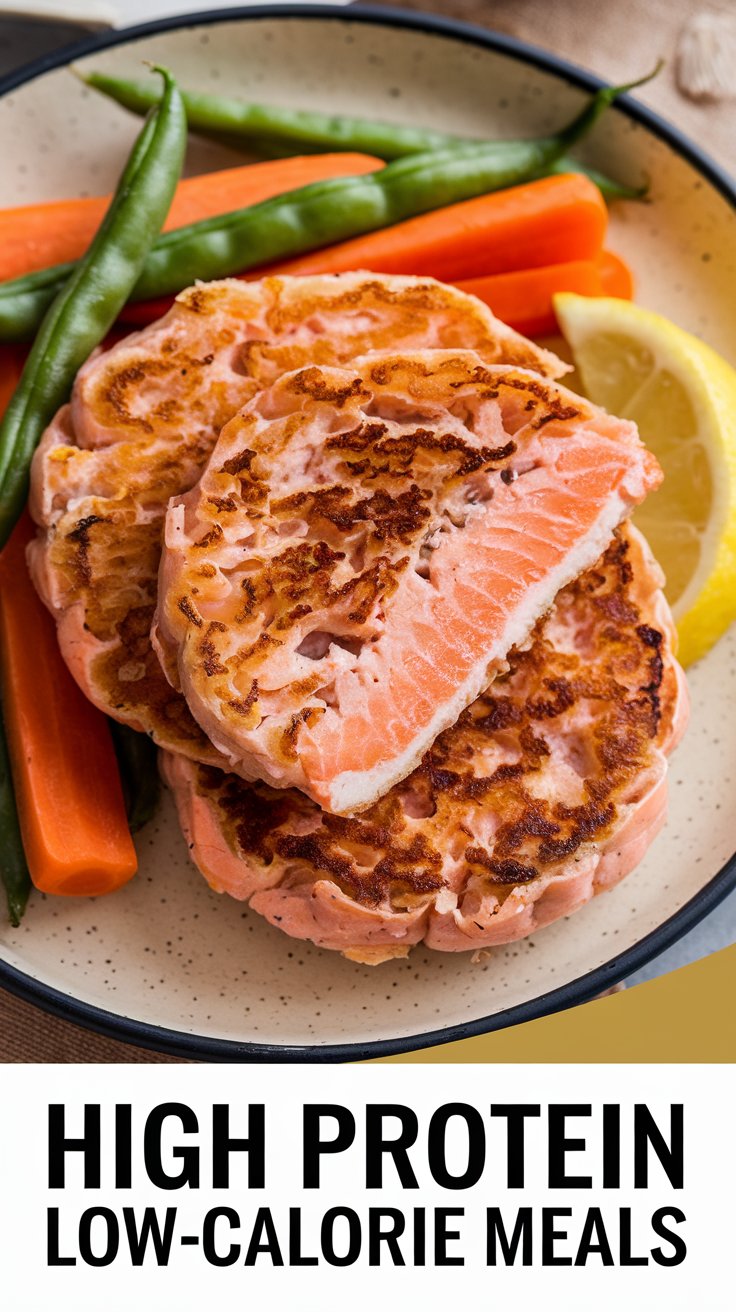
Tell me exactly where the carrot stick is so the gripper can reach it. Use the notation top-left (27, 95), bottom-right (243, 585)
top-left (458, 261), bottom-right (603, 337)
top-left (0, 152), bottom-right (380, 283)
top-left (0, 514), bottom-right (137, 896)
top-left (598, 247), bottom-right (635, 299)
top-left (457, 249), bottom-right (633, 337)
top-left (252, 172), bottom-right (608, 283)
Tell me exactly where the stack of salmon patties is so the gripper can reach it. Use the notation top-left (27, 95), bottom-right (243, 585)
top-left (29, 272), bottom-right (688, 963)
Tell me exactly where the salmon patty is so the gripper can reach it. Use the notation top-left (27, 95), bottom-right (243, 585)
top-left (162, 524), bottom-right (688, 960)
top-left (155, 351), bottom-right (661, 811)
top-left (28, 273), bottom-right (562, 765)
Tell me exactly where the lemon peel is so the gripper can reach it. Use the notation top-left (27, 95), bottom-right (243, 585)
top-left (554, 293), bottom-right (736, 666)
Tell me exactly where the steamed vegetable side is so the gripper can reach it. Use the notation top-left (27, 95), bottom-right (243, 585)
top-left (0, 347), bottom-right (30, 925)
top-left (0, 67), bottom-right (186, 548)
top-left (0, 701), bottom-right (31, 927)
top-left (80, 64), bottom-right (657, 179)
top-left (0, 73), bottom-right (646, 343)
top-left (80, 68), bottom-right (463, 160)
top-left (117, 173), bottom-right (631, 332)
top-left (255, 171), bottom-right (607, 280)
top-left (80, 74), bottom-right (647, 304)
top-left (0, 69), bottom-right (187, 919)
top-left (0, 516), bottom-right (137, 898)
top-left (458, 251), bottom-right (633, 338)
top-left (0, 153), bottom-right (379, 282)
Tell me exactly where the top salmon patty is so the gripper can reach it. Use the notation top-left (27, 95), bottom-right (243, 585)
top-left (28, 273), bottom-right (562, 766)
top-left (154, 349), bottom-right (662, 813)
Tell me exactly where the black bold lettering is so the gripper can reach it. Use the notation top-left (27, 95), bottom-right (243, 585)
top-left (115, 1105), bottom-right (132, 1189)
top-left (321, 1208), bottom-right (361, 1267)
top-left (368, 1209), bottom-right (405, 1265)
top-left (634, 1105), bottom-right (684, 1188)
top-left (413, 1207), bottom-right (426, 1266)
top-left (434, 1209), bottom-right (464, 1266)
top-left (602, 1104), bottom-right (620, 1188)
top-left (651, 1208), bottom-right (687, 1266)
top-left (548, 1106), bottom-right (592, 1188)
top-left (78, 1208), bottom-right (119, 1267)
top-left (303, 1105), bottom-right (355, 1188)
top-left (428, 1105), bottom-right (485, 1189)
top-left (48, 1104), bottom-right (100, 1188)
top-left (244, 1208), bottom-right (284, 1266)
top-left (144, 1103), bottom-right (199, 1189)
top-left (47, 1208), bottom-right (75, 1266)
top-left (366, 1105), bottom-right (419, 1188)
top-left (619, 1207), bottom-right (648, 1265)
top-left (490, 1105), bottom-right (540, 1188)
top-left (203, 1207), bottom-right (241, 1267)
top-left (288, 1208), bottom-right (318, 1265)
top-left (574, 1208), bottom-right (614, 1266)
top-left (541, 1208), bottom-right (572, 1265)
top-left (212, 1104), bottom-right (265, 1188)
top-left (122, 1207), bottom-right (176, 1266)
top-left (486, 1207), bottom-right (532, 1265)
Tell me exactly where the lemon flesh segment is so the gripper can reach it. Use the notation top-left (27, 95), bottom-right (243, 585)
top-left (553, 293), bottom-right (736, 667)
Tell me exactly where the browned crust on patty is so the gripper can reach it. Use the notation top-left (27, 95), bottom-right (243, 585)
top-left (185, 525), bottom-right (678, 910)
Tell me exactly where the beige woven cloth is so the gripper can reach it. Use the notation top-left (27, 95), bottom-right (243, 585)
top-left (1, 0), bottom-right (732, 1063)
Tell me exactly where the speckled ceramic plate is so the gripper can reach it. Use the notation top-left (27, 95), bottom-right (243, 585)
top-left (1, 5), bottom-right (735, 1061)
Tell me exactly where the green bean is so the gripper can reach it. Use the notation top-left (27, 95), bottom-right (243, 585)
top-left (80, 68), bottom-right (479, 160)
top-left (110, 722), bottom-right (160, 833)
top-left (0, 72), bottom-right (649, 344)
top-left (0, 68), bottom-right (186, 549)
top-left (80, 65), bottom-right (659, 173)
top-left (0, 701), bottom-right (31, 927)
top-left (0, 263), bottom-right (75, 344)
top-left (547, 157), bottom-right (647, 200)
top-left (81, 68), bottom-right (652, 199)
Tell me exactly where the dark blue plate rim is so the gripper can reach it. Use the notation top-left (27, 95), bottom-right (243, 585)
top-left (0, 3), bottom-right (734, 1063)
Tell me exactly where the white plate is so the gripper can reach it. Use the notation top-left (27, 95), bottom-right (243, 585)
top-left (1, 5), bottom-right (735, 1060)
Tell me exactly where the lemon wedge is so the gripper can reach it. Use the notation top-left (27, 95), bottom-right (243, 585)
top-left (553, 293), bottom-right (736, 666)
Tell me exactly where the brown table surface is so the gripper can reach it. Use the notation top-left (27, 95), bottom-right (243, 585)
top-left (1, 0), bottom-right (732, 1062)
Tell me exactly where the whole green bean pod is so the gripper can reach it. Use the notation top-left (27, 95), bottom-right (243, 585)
top-left (80, 65), bottom-right (658, 171)
top-left (0, 67), bottom-right (186, 549)
top-left (0, 72), bottom-right (648, 344)
top-left (80, 68), bottom-right (481, 160)
top-left (0, 263), bottom-right (75, 343)
top-left (109, 722), bottom-right (161, 834)
top-left (0, 702), bottom-right (31, 927)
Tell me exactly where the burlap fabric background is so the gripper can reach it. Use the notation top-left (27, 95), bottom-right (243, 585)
top-left (0, 0), bottom-right (732, 1062)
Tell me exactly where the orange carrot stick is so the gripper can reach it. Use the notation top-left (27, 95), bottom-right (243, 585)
top-left (457, 249), bottom-right (633, 337)
top-left (598, 247), bottom-right (635, 299)
top-left (0, 152), bottom-right (380, 283)
top-left (0, 515), bottom-right (137, 896)
top-left (254, 172), bottom-right (608, 283)
top-left (458, 261), bottom-right (603, 337)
